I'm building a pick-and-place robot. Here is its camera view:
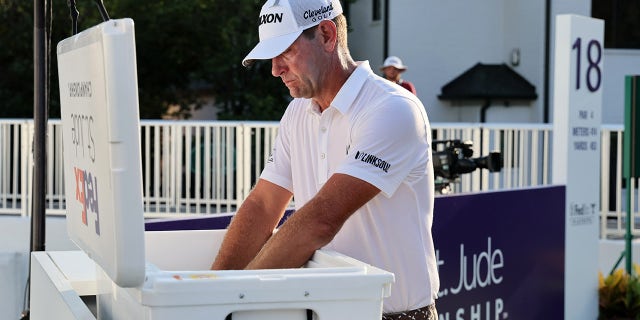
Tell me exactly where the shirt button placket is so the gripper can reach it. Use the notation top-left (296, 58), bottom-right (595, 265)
top-left (318, 114), bottom-right (330, 184)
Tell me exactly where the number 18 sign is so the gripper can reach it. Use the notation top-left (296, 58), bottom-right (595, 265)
top-left (552, 14), bottom-right (603, 320)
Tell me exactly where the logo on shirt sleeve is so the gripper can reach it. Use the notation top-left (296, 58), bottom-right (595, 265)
top-left (267, 147), bottom-right (275, 163)
top-left (354, 150), bottom-right (391, 173)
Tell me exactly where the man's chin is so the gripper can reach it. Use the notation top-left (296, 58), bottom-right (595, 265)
top-left (288, 89), bottom-right (303, 99)
top-left (286, 86), bottom-right (312, 99)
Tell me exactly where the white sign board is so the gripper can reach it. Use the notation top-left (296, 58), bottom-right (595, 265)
top-left (552, 14), bottom-right (603, 320)
top-left (57, 18), bottom-right (145, 287)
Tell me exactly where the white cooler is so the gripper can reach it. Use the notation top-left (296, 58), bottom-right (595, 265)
top-left (31, 18), bottom-right (394, 320)
top-left (100, 229), bottom-right (393, 320)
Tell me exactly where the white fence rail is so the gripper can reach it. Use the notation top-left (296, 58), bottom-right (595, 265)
top-left (137, 120), bottom-right (278, 217)
top-left (0, 119), bottom-right (636, 238)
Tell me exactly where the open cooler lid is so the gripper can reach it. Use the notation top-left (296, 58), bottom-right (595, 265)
top-left (57, 18), bottom-right (145, 287)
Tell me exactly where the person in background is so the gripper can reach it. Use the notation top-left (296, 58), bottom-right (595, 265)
top-left (381, 56), bottom-right (418, 95)
top-left (211, 0), bottom-right (439, 319)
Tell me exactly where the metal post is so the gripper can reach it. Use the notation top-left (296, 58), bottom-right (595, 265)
top-left (623, 75), bottom-right (640, 275)
top-left (32, 0), bottom-right (47, 253)
top-left (626, 177), bottom-right (633, 275)
top-left (23, 0), bottom-right (48, 318)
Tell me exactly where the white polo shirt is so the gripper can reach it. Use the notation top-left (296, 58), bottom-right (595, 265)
top-left (261, 61), bottom-right (439, 313)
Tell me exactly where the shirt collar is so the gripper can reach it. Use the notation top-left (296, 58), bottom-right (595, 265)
top-left (330, 61), bottom-right (372, 114)
top-left (305, 61), bottom-right (373, 115)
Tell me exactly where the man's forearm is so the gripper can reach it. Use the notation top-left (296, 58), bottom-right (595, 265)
top-left (211, 209), bottom-right (273, 269)
top-left (244, 206), bottom-right (327, 269)
top-left (211, 180), bottom-right (292, 270)
top-left (243, 174), bottom-right (380, 270)
top-left (211, 199), bottom-right (282, 269)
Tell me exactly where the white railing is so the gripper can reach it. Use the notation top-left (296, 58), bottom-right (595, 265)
top-left (137, 120), bottom-right (278, 217)
top-left (600, 125), bottom-right (639, 239)
top-left (0, 119), bottom-right (636, 238)
top-left (0, 119), bottom-right (33, 216)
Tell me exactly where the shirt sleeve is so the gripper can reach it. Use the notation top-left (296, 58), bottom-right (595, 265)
top-left (335, 95), bottom-right (431, 197)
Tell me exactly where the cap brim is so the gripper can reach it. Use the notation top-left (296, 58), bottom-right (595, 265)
top-left (380, 65), bottom-right (407, 71)
top-left (242, 31), bottom-right (302, 67)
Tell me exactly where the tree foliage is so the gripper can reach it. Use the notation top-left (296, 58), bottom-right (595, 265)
top-left (0, 0), bottom-right (291, 120)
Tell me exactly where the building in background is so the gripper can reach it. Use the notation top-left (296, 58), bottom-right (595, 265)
top-left (345, 0), bottom-right (640, 124)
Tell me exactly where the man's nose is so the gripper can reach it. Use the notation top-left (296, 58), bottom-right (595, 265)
top-left (271, 56), bottom-right (287, 77)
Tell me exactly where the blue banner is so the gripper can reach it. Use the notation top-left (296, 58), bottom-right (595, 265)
top-left (433, 186), bottom-right (565, 320)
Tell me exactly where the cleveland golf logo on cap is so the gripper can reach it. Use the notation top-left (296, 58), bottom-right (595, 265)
top-left (303, 3), bottom-right (334, 22)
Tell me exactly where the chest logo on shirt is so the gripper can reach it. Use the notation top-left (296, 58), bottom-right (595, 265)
top-left (354, 150), bottom-right (391, 173)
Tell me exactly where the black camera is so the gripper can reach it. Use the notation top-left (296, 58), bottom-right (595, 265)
top-left (431, 139), bottom-right (503, 194)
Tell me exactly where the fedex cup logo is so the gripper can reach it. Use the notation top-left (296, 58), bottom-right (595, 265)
top-left (74, 167), bottom-right (101, 235)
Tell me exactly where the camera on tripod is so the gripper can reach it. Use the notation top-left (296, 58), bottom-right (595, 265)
top-left (432, 139), bottom-right (503, 194)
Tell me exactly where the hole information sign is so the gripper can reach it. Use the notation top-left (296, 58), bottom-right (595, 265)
top-left (552, 14), bottom-right (603, 320)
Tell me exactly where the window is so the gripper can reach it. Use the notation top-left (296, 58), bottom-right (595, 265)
top-left (592, 0), bottom-right (640, 49)
top-left (372, 0), bottom-right (382, 21)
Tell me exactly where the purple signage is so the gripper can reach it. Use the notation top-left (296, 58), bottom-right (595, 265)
top-left (433, 186), bottom-right (565, 320)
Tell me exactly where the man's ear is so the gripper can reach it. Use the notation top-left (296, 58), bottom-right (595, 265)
top-left (317, 20), bottom-right (338, 51)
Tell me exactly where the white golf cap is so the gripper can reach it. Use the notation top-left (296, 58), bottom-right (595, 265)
top-left (381, 56), bottom-right (408, 71)
top-left (242, 0), bottom-right (343, 67)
